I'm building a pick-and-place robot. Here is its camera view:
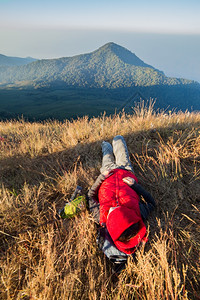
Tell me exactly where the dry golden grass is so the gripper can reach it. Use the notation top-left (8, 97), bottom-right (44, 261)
top-left (0, 102), bottom-right (200, 299)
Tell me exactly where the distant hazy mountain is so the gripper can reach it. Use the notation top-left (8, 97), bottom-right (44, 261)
top-left (0, 54), bottom-right (37, 66)
top-left (0, 43), bottom-right (199, 120)
top-left (0, 42), bottom-right (196, 88)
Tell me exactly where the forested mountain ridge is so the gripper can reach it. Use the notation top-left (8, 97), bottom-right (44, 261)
top-left (0, 43), bottom-right (196, 89)
top-left (0, 54), bottom-right (36, 66)
top-left (0, 43), bottom-right (199, 120)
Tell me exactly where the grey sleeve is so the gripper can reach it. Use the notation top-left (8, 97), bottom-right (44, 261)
top-left (131, 182), bottom-right (156, 221)
top-left (88, 197), bottom-right (100, 224)
top-left (88, 174), bottom-right (105, 224)
top-left (88, 174), bottom-right (105, 202)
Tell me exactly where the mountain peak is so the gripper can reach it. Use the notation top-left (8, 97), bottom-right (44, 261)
top-left (98, 42), bottom-right (119, 50)
top-left (95, 42), bottom-right (153, 68)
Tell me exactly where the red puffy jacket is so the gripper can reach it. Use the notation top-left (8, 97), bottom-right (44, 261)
top-left (98, 168), bottom-right (140, 224)
top-left (98, 168), bottom-right (147, 254)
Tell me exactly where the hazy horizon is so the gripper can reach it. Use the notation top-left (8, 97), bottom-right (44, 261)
top-left (1, 0), bottom-right (200, 82)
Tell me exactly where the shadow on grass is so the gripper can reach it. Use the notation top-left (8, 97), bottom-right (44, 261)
top-left (0, 125), bottom-right (199, 297)
top-left (0, 125), bottom-right (199, 234)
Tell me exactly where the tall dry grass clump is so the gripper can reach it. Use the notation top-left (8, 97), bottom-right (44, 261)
top-left (0, 102), bottom-right (200, 299)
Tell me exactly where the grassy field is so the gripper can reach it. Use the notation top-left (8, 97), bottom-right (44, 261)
top-left (0, 101), bottom-right (199, 299)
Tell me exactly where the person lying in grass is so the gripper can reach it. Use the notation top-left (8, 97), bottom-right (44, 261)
top-left (88, 135), bottom-right (156, 270)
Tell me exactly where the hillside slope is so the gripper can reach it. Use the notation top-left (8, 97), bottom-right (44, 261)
top-left (0, 105), bottom-right (199, 299)
top-left (0, 54), bottom-right (36, 66)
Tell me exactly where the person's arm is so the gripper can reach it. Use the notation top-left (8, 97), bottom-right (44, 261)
top-left (88, 174), bottom-right (105, 203)
top-left (134, 183), bottom-right (156, 220)
top-left (123, 177), bottom-right (156, 220)
top-left (88, 170), bottom-right (114, 203)
top-left (88, 170), bottom-right (114, 225)
top-left (87, 174), bottom-right (105, 224)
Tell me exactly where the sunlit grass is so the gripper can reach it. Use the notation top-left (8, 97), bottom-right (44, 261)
top-left (0, 102), bottom-right (199, 299)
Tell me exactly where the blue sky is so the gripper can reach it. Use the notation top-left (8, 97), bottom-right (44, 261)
top-left (0, 0), bottom-right (200, 81)
top-left (1, 0), bottom-right (200, 33)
